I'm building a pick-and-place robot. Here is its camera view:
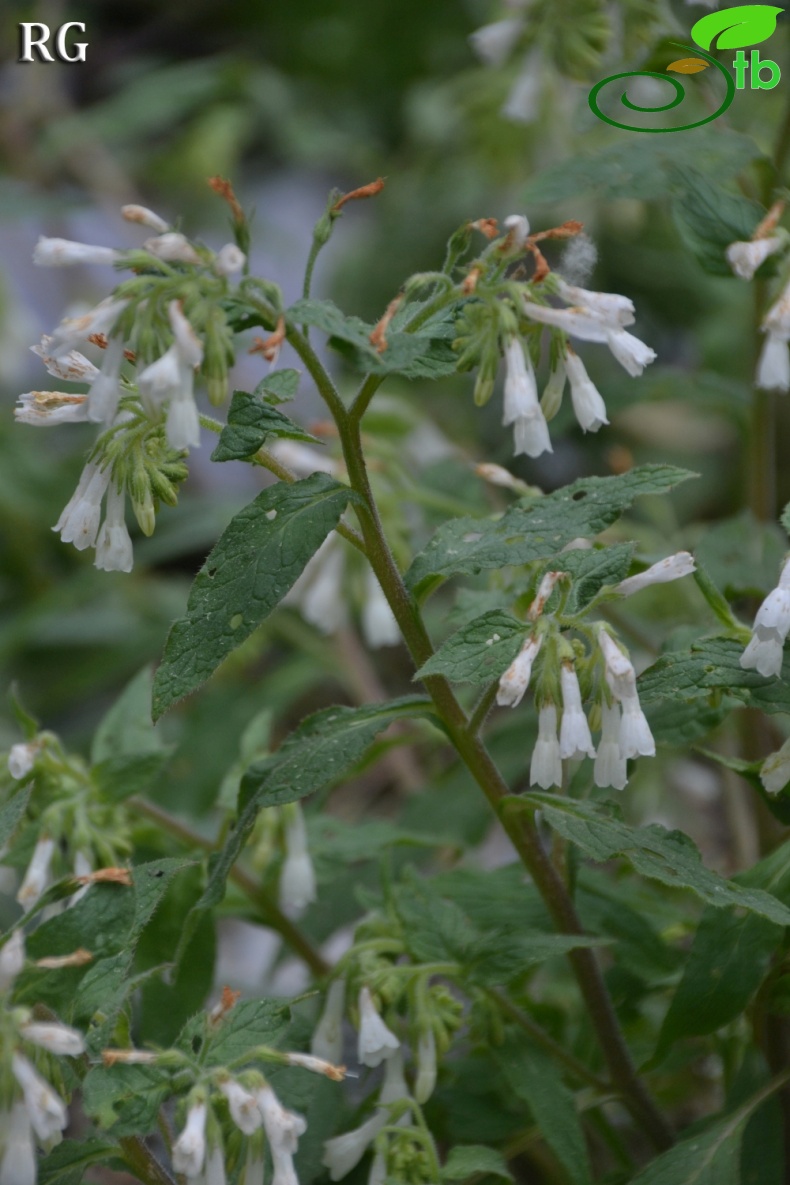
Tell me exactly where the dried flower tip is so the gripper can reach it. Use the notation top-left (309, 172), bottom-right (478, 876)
top-left (754, 200), bottom-right (786, 239)
top-left (286, 1052), bottom-right (346, 1081)
top-left (15, 391), bottom-right (89, 426)
top-left (121, 204), bottom-right (170, 234)
top-left (616, 551), bottom-right (696, 597)
top-left (462, 265), bottom-right (483, 294)
top-left (0, 930), bottom-right (25, 991)
top-left (143, 232), bottom-right (202, 266)
top-left (369, 295), bottom-right (403, 354)
top-left (530, 220), bottom-right (585, 243)
top-left (250, 315), bottom-right (286, 366)
top-left (7, 741), bottom-right (37, 779)
top-left (76, 867), bottom-right (132, 886)
top-left (526, 241), bottom-right (550, 283)
top-left (471, 217), bottom-right (499, 239)
top-left (33, 236), bottom-right (121, 268)
top-left (214, 243), bottom-right (246, 276)
top-left (331, 177), bottom-right (385, 212)
top-left (208, 175), bottom-right (246, 223)
top-left (36, 948), bottom-right (92, 969)
top-left (31, 338), bottom-right (99, 382)
top-left (101, 1048), bottom-right (159, 1065)
top-left (528, 571), bottom-right (564, 620)
top-left (209, 985), bottom-right (241, 1025)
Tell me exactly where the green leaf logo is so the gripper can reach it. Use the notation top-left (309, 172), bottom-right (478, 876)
top-left (691, 4), bottom-right (783, 51)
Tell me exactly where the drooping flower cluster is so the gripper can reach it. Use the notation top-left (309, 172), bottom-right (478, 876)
top-left (452, 216), bottom-right (656, 459)
top-left (15, 202), bottom-right (249, 571)
top-left (496, 552), bottom-right (696, 789)
top-left (726, 203), bottom-right (790, 391)
top-left (740, 556), bottom-right (790, 678)
top-left (0, 931), bottom-right (86, 1185)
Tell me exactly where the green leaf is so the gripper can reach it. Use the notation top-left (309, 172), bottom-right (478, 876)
top-left (646, 695), bottom-right (736, 747)
top-left (670, 166), bottom-right (766, 276)
top-left (0, 785), bottom-right (31, 849)
top-left (81, 1062), bottom-right (171, 1137)
top-left (176, 698), bottom-right (433, 960)
top-left (523, 131), bottom-right (762, 204)
top-left (495, 1037), bottom-right (592, 1185)
top-left (655, 908), bottom-right (781, 1059)
top-left (152, 474), bottom-right (358, 719)
top-left (515, 794), bottom-right (790, 925)
top-left (39, 1139), bottom-right (122, 1185)
top-left (91, 753), bottom-right (170, 803)
top-left (552, 542), bottom-right (636, 615)
top-left (211, 386), bottom-right (319, 464)
top-left (638, 635), bottom-right (790, 717)
top-left (691, 6), bottom-right (783, 51)
top-left (695, 513), bottom-right (786, 599)
top-left (414, 610), bottom-right (526, 685)
top-left (287, 298), bottom-right (459, 379)
top-left (405, 466), bottom-right (695, 598)
top-left (91, 666), bottom-right (167, 763)
top-left (252, 368), bottom-right (300, 405)
top-left (441, 1145), bottom-right (514, 1182)
top-left (202, 998), bottom-right (290, 1066)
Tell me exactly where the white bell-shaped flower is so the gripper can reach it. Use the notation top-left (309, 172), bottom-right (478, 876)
top-left (616, 552), bottom-right (696, 597)
top-left (757, 333), bottom-right (790, 392)
top-left (7, 743), bottom-right (36, 780)
top-left (322, 1113), bottom-right (386, 1181)
top-left (593, 701), bottom-right (628, 791)
top-left (727, 236), bottom-right (783, 280)
top-left (86, 334), bottom-right (125, 423)
top-left (95, 482), bottom-right (134, 573)
top-left (564, 349), bottom-right (608, 433)
top-left (469, 18), bottom-right (523, 66)
top-left (17, 836), bottom-right (56, 909)
top-left (255, 1083), bottom-right (307, 1155)
top-left (279, 805), bottom-right (317, 916)
top-left (311, 977), bottom-right (346, 1064)
top-left (12, 1052), bottom-right (68, 1142)
top-left (502, 337), bottom-right (552, 458)
top-left (21, 1021), bottom-right (85, 1057)
top-left (357, 986), bottom-right (399, 1068)
top-left (559, 664), bottom-right (596, 760)
top-left (530, 704), bottom-right (562, 789)
top-left (33, 237), bottom-right (121, 268)
top-left (619, 690), bottom-right (656, 759)
top-left (497, 635), bottom-right (542, 708)
top-left (0, 1100), bottom-right (36, 1185)
top-left (172, 1099), bottom-right (207, 1177)
top-left (55, 461), bottom-right (112, 551)
top-left (0, 930), bottom-right (25, 992)
top-left (49, 298), bottom-right (128, 358)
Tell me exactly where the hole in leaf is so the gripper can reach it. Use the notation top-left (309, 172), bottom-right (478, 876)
top-left (572, 490), bottom-right (588, 501)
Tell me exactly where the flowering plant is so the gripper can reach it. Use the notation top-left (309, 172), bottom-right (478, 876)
top-left (4, 147), bottom-right (790, 1185)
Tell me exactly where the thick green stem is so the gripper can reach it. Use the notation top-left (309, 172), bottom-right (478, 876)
top-left (119, 1136), bottom-right (175, 1185)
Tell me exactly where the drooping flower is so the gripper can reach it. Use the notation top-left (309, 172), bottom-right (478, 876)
top-left (164, 300), bottom-right (204, 451)
top-left (323, 1113), bottom-right (386, 1181)
top-left (357, 987), bottom-right (399, 1068)
top-left (21, 1021), bottom-right (85, 1057)
top-left (414, 1028), bottom-right (437, 1104)
top-left (469, 18), bottom-right (524, 66)
top-left (94, 482), bottom-right (134, 573)
top-left (564, 349), bottom-right (608, 433)
top-left (606, 328), bottom-right (657, 377)
top-left (619, 690), bottom-right (656, 759)
top-left (616, 552), bottom-right (696, 597)
top-left (218, 1078), bottom-right (261, 1136)
top-left (143, 232), bottom-right (202, 266)
top-left (593, 701), bottom-right (628, 791)
top-left (8, 743), bottom-right (36, 780)
top-left (17, 836), bottom-right (56, 909)
top-left (86, 334), bottom-right (125, 423)
top-left (0, 931), bottom-right (25, 992)
top-left (558, 664), bottom-right (596, 760)
top-left (204, 1143), bottom-right (228, 1185)
top-left (49, 298), bottom-right (128, 359)
top-left (553, 279), bottom-right (635, 326)
top-left (254, 1083), bottom-right (307, 1155)
top-left (597, 629), bottom-right (638, 701)
top-left (523, 296), bottom-right (656, 376)
top-left (0, 1100), bottom-right (36, 1185)
top-left (55, 459), bottom-right (113, 552)
top-left (361, 570), bottom-right (400, 648)
top-left (497, 635), bottom-right (542, 708)
top-left (215, 244), bottom-right (246, 276)
top-left (279, 805), bottom-right (317, 915)
top-left (530, 704), bottom-right (562, 789)
top-left (121, 204), bottom-right (170, 234)
top-left (172, 1099), bottom-right (207, 1178)
top-left (33, 237), bottom-right (121, 268)
top-left (311, 977), bottom-right (346, 1065)
top-left (502, 336), bottom-right (552, 458)
top-left (502, 50), bottom-right (543, 123)
top-left (757, 285), bottom-right (790, 393)
top-left (12, 1052), bottom-right (68, 1142)
top-left (726, 236), bottom-right (783, 280)
top-left (761, 738), bottom-right (790, 795)
top-left (740, 557), bottom-right (790, 678)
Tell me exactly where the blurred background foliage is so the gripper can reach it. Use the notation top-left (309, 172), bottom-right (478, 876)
top-left (0, 0), bottom-right (787, 877)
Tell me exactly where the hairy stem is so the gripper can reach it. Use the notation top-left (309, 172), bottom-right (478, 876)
top-left (119, 1136), bottom-right (175, 1185)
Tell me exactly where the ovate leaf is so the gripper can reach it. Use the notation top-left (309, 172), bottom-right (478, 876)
top-left (152, 474), bottom-right (359, 719)
top-left (211, 385), bottom-right (319, 464)
top-left (691, 6), bottom-right (783, 51)
top-left (515, 795), bottom-right (790, 925)
top-left (441, 1145), bottom-right (514, 1182)
top-left (671, 166), bottom-right (765, 276)
top-left (415, 611), bottom-right (526, 684)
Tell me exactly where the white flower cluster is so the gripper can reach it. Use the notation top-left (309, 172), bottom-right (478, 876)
top-left (500, 272), bottom-right (656, 459)
top-left (496, 554), bottom-right (695, 788)
top-left (16, 207), bottom-right (246, 571)
top-left (0, 932), bottom-right (85, 1185)
top-left (726, 211), bottom-right (790, 391)
top-left (172, 1076), bottom-right (307, 1185)
top-left (740, 556), bottom-right (790, 678)
top-left (468, 18), bottom-right (545, 123)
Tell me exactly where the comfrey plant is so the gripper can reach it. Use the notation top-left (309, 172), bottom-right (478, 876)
top-left (8, 174), bottom-right (790, 1185)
